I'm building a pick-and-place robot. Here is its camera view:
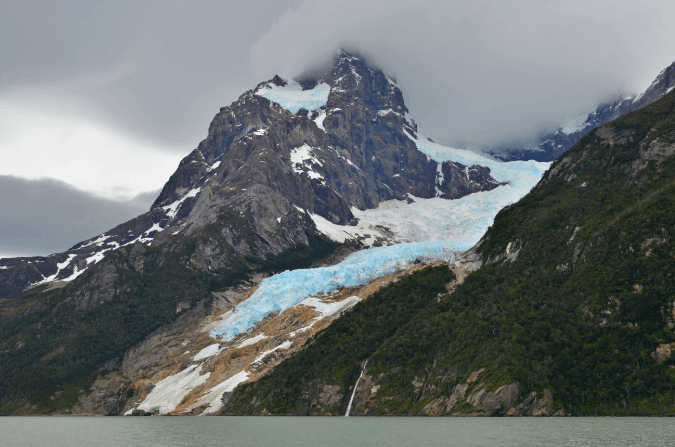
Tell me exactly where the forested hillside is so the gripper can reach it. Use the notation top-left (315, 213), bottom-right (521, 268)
top-left (225, 90), bottom-right (675, 416)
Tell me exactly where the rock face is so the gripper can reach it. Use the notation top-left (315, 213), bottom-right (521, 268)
top-left (0, 51), bottom-right (513, 414)
top-left (0, 51), bottom-right (503, 299)
top-left (489, 61), bottom-right (675, 162)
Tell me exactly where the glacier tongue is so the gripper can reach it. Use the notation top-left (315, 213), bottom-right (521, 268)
top-left (210, 137), bottom-right (550, 343)
top-left (210, 242), bottom-right (459, 341)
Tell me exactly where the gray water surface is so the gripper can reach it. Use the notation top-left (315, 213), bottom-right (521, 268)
top-left (2, 417), bottom-right (675, 447)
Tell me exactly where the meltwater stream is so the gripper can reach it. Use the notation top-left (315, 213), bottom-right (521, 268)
top-left (345, 361), bottom-right (367, 417)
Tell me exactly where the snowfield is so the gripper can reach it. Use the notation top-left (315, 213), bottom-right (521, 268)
top-left (211, 134), bottom-right (549, 342)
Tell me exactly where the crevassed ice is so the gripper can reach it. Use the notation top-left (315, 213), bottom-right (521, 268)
top-left (210, 242), bottom-right (458, 340)
top-left (255, 80), bottom-right (330, 114)
top-left (211, 136), bottom-right (549, 342)
top-left (345, 136), bottom-right (550, 250)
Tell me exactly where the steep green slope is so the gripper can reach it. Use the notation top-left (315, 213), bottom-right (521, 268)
top-left (225, 91), bottom-right (675, 416)
top-left (224, 265), bottom-right (454, 415)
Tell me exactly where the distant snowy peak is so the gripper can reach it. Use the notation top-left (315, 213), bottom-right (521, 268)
top-left (489, 60), bottom-right (675, 163)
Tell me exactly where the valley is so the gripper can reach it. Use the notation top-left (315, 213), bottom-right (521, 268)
top-left (1, 51), bottom-right (674, 417)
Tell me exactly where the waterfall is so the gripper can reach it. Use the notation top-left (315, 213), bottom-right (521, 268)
top-left (345, 360), bottom-right (367, 417)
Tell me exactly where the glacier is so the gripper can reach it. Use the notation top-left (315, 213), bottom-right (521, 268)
top-left (210, 135), bottom-right (550, 342)
top-left (255, 80), bottom-right (330, 114)
top-left (210, 242), bottom-right (459, 340)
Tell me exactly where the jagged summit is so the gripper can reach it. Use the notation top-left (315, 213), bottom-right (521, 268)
top-left (0, 50), bottom-right (551, 415)
top-left (0, 50), bottom-right (505, 296)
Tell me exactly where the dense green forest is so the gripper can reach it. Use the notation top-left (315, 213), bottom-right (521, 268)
top-left (225, 91), bottom-right (675, 416)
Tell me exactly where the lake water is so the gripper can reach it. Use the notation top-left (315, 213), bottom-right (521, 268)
top-left (2, 417), bottom-right (675, 447)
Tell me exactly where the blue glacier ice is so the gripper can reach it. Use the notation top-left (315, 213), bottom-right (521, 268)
top-left (210, 131), bottom-right (551, 342)
top-left (255, 81), bottom-right (330, 114)
top-left (210, 242), bottom-right (459, 340)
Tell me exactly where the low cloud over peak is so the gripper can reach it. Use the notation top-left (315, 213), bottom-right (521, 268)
top-left (250, 0), bottom-right (675, 148)
top-left (0, 176), bottom-right (158, 258)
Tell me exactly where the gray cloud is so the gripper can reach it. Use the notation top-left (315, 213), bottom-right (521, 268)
top-left (3, 0), bottom-right (675, 258)
top-left (0, 175), bottom-right (158, 258)
top-left (0, 0), bottom-right (301, 150)
top-left (3, 0), bottom-right (673, 151)
top-left (250, 0), bottom-right (675, 148)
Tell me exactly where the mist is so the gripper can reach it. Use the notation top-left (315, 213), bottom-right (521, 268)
top-left (250, 0), bottom-right (675, 149)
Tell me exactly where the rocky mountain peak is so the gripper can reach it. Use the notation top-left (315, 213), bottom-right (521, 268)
top-left (0, 50), bottom-right (505, 296)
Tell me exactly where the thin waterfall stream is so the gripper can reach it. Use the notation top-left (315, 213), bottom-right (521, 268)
top-left (345, 360), bottom-right (367, 417)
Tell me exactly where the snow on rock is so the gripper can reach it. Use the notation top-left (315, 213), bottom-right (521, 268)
top-left (255, 80), bottom-right (330, 114)
top-left (562, 114), bottom-right (591, 135)
top-left (314, 110), bottom-right (327, 131)
top-left (207, 160), bottom-right (221, 172)
top-left (137, 363), bottom-right (211, 415)
top-left (62, 265), bottom-right (86, 281)
top-left (288, 296), bottom-right (361, 337)
top-left (86, 249), bottom-right (109, 265)
top-left (253, 341), bottom-right (293, 363)
top-left (290, 144), bottom-right (324, 180)
top-left (210, 242), bottom-right (459, 341)
top-left (79, 234), bottom-right (110, 249)
top-left (185, 370), bottom-right (251, 415)
top-left (300, 296), bottom-right (361, 318)
top-left (31, 254), bottom-right (77, 285)
top-left (308, 211), bottom-right (393, 246)
top-left (193, 344), bottom-right (222, 361)
top-left (236, 334), bottom-right (268, 348)
top-left (162, 186), bottom-right (203, 219)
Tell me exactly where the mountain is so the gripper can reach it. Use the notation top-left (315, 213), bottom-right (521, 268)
top-left (0, 52), bottom-right (503, 299)
top-left (487, 61), bottom-right (675, 162)
top-left (0, 51), bottom-right (548, 415)
top-left (224, 88), bottom-right (675, 416)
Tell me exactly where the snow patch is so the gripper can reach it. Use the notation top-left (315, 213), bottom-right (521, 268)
top-left (193, 344), bottom-right (222, 361)
top-left (186, 370), bottom-right (250, 415)
top-left (162, 186), bottom-right (203, 219)
top-left (301, 296), bottom-right (361, 318)
top-left (314, 110), bottom-right (327, 131)
top-left (255, 80), bottom-right (330, 114)
top-left (31, 254), bottom-right (77, 285)
top-left (137, 363), bottom-right (211, 415)
top-left (79, 234), bottom-right (110, 249)
top-left (207, 161), bottom-right (221, 172)
top-left (62, 265), bottom-right (86, 281)
top-left (236, 334), bottom-right (268, 348)
top-left (253, 341), bottom-right (293, 364)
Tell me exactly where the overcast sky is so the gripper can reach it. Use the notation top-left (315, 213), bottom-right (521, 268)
top-left (2, 0), bottom-right (675, 257)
